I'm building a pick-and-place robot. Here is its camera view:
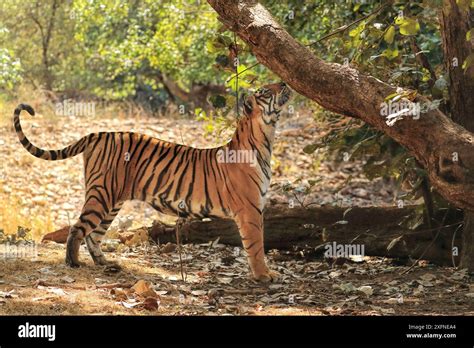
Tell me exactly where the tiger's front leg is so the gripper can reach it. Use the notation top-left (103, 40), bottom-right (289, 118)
top-left (234, 211), bottom-right (279, 282)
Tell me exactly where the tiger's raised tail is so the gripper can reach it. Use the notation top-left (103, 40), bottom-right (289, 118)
top-left (14, 103), bottom-right (89, 160)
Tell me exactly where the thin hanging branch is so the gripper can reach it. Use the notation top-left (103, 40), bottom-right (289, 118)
top-left (307, 2), bottom-right (389, 47)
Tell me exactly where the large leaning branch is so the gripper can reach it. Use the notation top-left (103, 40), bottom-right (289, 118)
top-left (207, 0), bottom-right (474, 211)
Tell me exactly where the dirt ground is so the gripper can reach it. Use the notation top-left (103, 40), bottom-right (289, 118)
top-left (0, 240), bottom-right (472, 315)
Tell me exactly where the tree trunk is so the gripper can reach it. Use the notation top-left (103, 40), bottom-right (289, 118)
top-left (206, 0), bottom-right (474, 213)
top-left (207, 0), bottom-right (474, 270)
top-left (440, 0), bottom-right (474, 270)
top-left (147, 204), bottom-right (460, 265)
top-left (29, 0), bottom-right (60, 90)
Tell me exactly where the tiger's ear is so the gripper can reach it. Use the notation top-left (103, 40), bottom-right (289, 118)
top-left (242, 95), bottom-right (253, 116)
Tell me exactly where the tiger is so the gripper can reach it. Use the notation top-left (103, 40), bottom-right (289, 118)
top-left (14, 82), bottom-right (291, 282)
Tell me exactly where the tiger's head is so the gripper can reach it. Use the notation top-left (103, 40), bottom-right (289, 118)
top-left (243, 82), bottom-right (292, 125)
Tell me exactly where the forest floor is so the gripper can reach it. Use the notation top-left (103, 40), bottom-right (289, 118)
top-left (0, 110), bottom-right (472, 315)
top-left (0, 242), bottom-right (472, 315)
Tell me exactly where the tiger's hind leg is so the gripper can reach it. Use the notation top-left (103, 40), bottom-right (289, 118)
top-left (85, 203), bottom-right (123, 266)
top-left (66, 194), bottom-right (111, 268)
top-left (234, 210), bottom-right (279, 282)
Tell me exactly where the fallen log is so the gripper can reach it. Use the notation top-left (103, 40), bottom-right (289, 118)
top-left (42, 204), bottom-right (462, 266)
top-left (42, 226), bottom-right (69, 243)
top-left (148, 203), bottom-right (462, 266)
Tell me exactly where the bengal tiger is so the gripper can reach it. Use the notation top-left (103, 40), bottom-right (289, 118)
top-left (14, 82), bottom-right (291, 282)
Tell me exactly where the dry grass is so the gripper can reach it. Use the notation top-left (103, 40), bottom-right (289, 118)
top-left (0, 85), bottom-right (153, 128)
top-left (0, 85), bottom-right (54, 126)
top-left (0, 191), bottom-right (54, 241)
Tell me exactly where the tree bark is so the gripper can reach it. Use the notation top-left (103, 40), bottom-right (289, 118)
top-left (206, 0), bottom-right (474, 214)
top-left (440, 0), bottom-right (474, 270)
top-left (29, 0), bottom-right (59, 90)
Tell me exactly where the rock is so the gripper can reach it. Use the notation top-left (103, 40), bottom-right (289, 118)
top-left (42, 226), bottom-right (69, 244)
top-left (62, 203), bottom-right (76, 210)
top-left (142, 297), bottom-right (159, 311)
top-left (31, 196), bottom-right (48, 205)
top-left (60, 276), bottom-right (75, 284)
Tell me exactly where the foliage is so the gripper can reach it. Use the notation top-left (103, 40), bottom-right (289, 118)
top-left (0, 48), bottom-right (22, 90)
top-left (71, 0), bottom-right (221, 99)
top-left (0, 0), bottom-right (470, 214)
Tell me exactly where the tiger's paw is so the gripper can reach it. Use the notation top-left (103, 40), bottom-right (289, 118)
top-left (253, 270), bottom-right (280, 283)
top-left (65, 250), bottom-right (82, 268)
top-left (65, 258), bottom-right (84, 268)
top-left (91, 255), bottom-right (111, 266)
top-left (103, 262), bottom-right (122, 274)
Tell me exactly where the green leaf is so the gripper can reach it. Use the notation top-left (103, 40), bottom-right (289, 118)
top-left (462, 52), bottom-right (474, 73)
top-left (382, 48), bottom-right (399, 60)
top-left (397, 17), bottom-right (420, 36)
top-left (225, 64), bottom-right (252, 91)
top-left (349, 22), bottom-right (365, 38)
top-left (384, 26), bottom-right (396, 44)
top-left (384, 92), bottom-right (400, 101)
top-left (217, 34), bottom-right (233, 47)
top-left (467, 29), bottom-right (474, 42)
top-left (206, 40), bottom-right (218, 53)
